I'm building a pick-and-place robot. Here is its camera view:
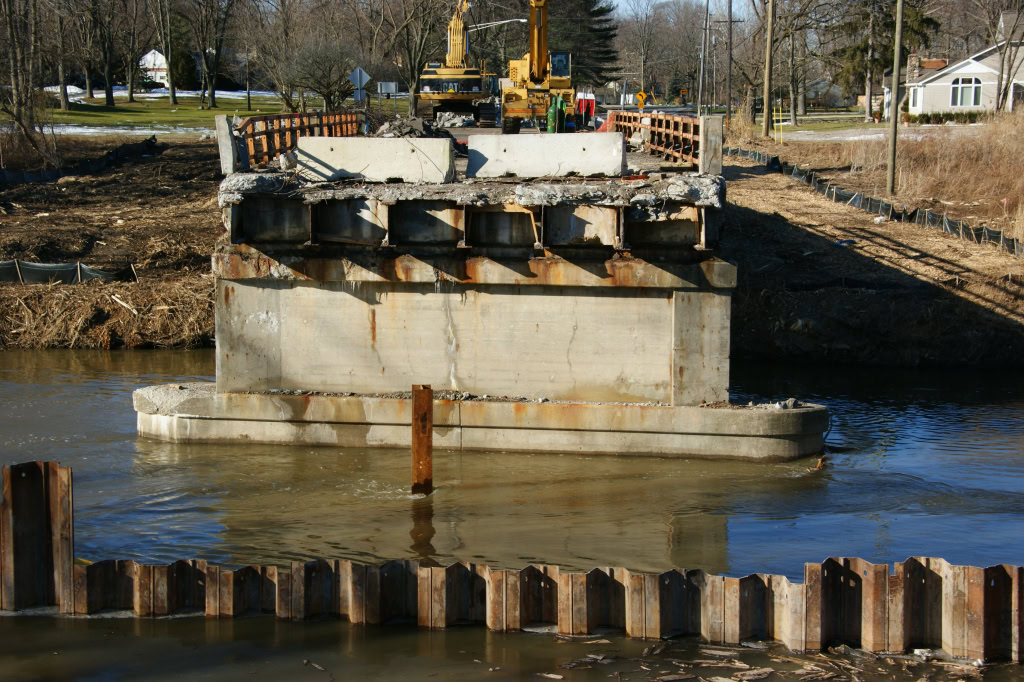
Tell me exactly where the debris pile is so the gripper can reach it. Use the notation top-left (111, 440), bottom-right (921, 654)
top-left (373, 117), bottom-right (455, 140)
top-left (434, 111), bottom-right (474, 128)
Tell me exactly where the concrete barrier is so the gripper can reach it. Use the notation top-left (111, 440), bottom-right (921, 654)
top-left (466, 132), bottom-right (626, 178)
top-left (296, 137), bottom-right (456, 183)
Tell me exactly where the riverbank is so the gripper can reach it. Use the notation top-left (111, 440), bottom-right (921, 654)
top-left (0, 138), bottom-right (218, 348)
top-left (1, 138), bottom-right (1021, 365)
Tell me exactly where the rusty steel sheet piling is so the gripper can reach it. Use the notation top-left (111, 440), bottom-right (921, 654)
top-left (411, 384), bottom-right (434, 495)
top-left (3, 460), bottom-right (1024, 664)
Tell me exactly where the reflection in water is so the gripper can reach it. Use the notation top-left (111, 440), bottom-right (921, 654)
top-left (1, 351), bottom-right (1023, 580)
top-left (410, 497), bottom-right (437, 565)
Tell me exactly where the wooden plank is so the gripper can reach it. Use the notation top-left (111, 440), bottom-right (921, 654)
top-left (571, 573), bottom-right (588, 635)
top-left (190, 560), bottom-right (207, 612)
top-left (2, 463), bottom-right (51, 610)
top-left (54, 466), bottom-right (73, 614)
top-left (337, 559), bottom-right (352, 620)
top-left (586, 569), bottom-right (605, 633)
top-left (430, 565), bottom-right (446, 629)
top-left (702, 574), bottom-right (725, 644)
top-left (803, 563), bottom-right (823, 651)
top-left (365, 563), bottom-right (381, 624)
top-left (723, 576), bottom-right (740, 644)
top-left (72, 564), bottom-right (88, 615)
top-left (417, 565), bottom-right (432, 628)
top-left (290, 561), bottom-right (306, 620)
top-left (888, 562), bottom-right (906, 653)
top-left (116, 559), bottom-right (133, 610)
top-left (556, 572), bottom-right (572, 635)
top-left (262, 566), bottom-right (278, 614)
top-left (349, 561), bottom-right (367, 624)
top-left (153, 564), bottom-right (169, 616)
top-left (485, 568), bottom-right (505, 631)
top-left (505, 567), bottom-right (521, 630)
top-left (133, 562), bottom-right (153, 617)
top-left (276, 568), bottom-right (292, 620)
top-left (205, 564), bottom-right (220, 617)
top-left (966, 565), bottom-right (985, 661)
top-left (624, 570), bottom-right (645, 638)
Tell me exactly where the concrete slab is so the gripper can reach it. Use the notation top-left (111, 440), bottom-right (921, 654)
top-left (466, 133), bottom-right (626, 178)
top-left (134, 383), bottom-right (829, 461)
top-left (296, 137), bottom-right (455, 184)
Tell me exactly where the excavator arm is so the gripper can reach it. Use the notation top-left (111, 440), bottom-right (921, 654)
top-left (445, 0), bottom-right (471, 69)
top-left (528, 0), bottom-right (548, 83)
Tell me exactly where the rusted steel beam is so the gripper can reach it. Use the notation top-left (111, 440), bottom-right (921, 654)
top-left (411, 384), bottom-right (434, 495)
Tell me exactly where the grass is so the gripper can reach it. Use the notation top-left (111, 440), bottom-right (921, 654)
top-left (27, 93), bottom-right (411, 130)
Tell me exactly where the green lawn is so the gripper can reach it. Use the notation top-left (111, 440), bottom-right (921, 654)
top-left (31, 92), bottom-right (410, 129)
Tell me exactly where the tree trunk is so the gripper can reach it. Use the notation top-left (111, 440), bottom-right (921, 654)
top-left (797, 34), bottom-right (806, 115)
top-left (57, 15), bottom-right (69, 110)
top-left (788, 32), bottom-right (797, 125)
top-left (103, 54), bottom-right (114, 106)
top-left (864, 11), bottom-right (874, 122)
top-left (127, 62), bottom-right (136, 102)
top-left (85, 63), bottom-right (94, 99)
top-left (208, 55), bottom-right (219, 108)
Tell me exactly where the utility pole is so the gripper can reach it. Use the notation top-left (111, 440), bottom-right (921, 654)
top-left (761, 0), bottom-right (776, 137)
top-left (697, 0), bottom-right (710, 114)
top-left (727, 0), bottom-right (733, 121)
top-left (887, 0), bottom-right (905, 196)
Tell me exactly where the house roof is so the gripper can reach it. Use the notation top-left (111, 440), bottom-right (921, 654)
top-left (883, 62), bottom-right (946, 84)
top-left (999, 11), bottom-right (1022, 41)
top-left (915, 40), bottom-right (1024, 86)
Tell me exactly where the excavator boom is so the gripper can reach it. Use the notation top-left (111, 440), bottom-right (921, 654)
top-left (446, 0), bottom-right (470, 69)
top-left (529, 0), bottom-right (548, 82)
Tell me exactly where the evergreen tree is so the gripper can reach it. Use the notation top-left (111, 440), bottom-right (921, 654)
top-left (549, 0), bottom-right (620, 87)
top-left (832, 0), bottom-right (938, 100)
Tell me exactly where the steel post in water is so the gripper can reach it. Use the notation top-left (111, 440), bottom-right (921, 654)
top-left (411, 384), bottom-right (433, 495)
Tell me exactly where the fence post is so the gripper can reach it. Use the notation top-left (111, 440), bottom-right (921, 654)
top-left (411, 385), bottom-right (433, 495)
top-left (215, 115), bottom-right (240, 175)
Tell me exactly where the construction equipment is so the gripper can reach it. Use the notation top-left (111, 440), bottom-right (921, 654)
top-left (417, 0), bottom-right (498, 127)
top-left (500, 0), bottom-right (576, 134)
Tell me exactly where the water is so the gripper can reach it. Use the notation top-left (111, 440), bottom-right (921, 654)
top-left (3, 350), bottom-right (1023, 678)
top-left (1, 351), bottom-right (1023, 581)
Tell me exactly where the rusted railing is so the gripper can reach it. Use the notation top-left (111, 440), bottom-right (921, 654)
top-left (609, 110), bottom-right (701, 166)
top-left (234, 112), bottom-right (361, 167)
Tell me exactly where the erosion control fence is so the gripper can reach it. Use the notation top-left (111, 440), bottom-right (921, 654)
top-left (3, 460), bottom-right (1023, 662)
top-left (218, 112), bottom-right (362, 174)
top-left (724, 146), bottom-right (1024, 260)
top-left (0, 260), bottom-right (137, 285)
top-left (607, 112), bottom-right (723, 175)
top-left (0, 137), bottom-right (163, 189)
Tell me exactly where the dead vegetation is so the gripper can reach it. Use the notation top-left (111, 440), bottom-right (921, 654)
top-left (0, 137), bottom-right (221, 349)
top-left (730, 111), bottom-right (1024, 240)
top-left (0, 278), bottom-right (214, 349)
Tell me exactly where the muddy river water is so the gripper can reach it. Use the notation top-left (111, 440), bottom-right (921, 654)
top-left (1, 350), bottom-right (1023, 679)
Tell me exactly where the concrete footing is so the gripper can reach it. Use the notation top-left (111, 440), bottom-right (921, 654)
top-left (134, 383), bottom-right (827, 461)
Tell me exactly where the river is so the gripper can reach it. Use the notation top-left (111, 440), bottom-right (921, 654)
top-left (1, 350), bottom-right (1022, 679)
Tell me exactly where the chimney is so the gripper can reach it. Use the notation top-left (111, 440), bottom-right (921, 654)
top-left (907, 52), bottom-right (921, 82)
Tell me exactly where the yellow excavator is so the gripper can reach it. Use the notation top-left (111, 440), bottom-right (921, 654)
top-left (417, 0), bottom-right (498, 127)
top-left (500, 0), bottom-right (576, 133)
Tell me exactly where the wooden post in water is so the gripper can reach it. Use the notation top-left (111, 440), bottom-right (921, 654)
top-left (411, 385), bottom-right (433, 495)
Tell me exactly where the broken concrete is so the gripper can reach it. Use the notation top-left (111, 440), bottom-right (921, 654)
top-left (466, 132), bottom-right (627, 178)
top-left (295, 137), bottom-right (456, 183)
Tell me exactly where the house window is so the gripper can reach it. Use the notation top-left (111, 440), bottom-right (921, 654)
top-left (950, 77), bottom-right (981, 107)
top-left (911, 87), bottom-right (918, 108)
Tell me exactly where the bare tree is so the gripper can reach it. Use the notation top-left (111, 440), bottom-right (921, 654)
top-left (149, 0), bottom-right (179, 104)
top-left (182, 0), bottom-right (237, 107)
top-left (973, 4), bottom-right (1023, 110)
top-left (623, 0), bottom-right (661, 92)
top-left (1, 0), bottom-right (59, 163)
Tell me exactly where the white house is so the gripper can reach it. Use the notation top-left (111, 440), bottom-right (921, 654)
top-left (139, 49), bottom-right (169, 87)
top-left (888, 12), bottom-right (1024, 117)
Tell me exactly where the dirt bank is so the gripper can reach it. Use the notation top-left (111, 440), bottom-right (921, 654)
top-left (2, 139), bottom-right (1022, 366)
top-left (0, 139), bottom-right (219, 348)
top-left (723, 158), bottom-right (1024, 367)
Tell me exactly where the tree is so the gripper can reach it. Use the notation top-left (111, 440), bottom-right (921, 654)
top-left (972, 3), bottom-right (1023, 110)
top-left (182, 0), bottom-right (237, 108)
top-left (1, 0), bottom-right (59, 164)
top-left (549, 0), bottom-right (619, 87)
top-left (831, 0), bottom-right (938, 120)
top-left (623, 0), bottom-right (661, 92)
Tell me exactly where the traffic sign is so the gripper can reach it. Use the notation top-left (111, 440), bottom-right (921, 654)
top-left (349, 66), bottom-right (372, 89)
top-left (680, 88), bottom-right (689, 95)
top-left (636, 90), bottom-right (647, 109)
